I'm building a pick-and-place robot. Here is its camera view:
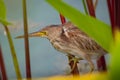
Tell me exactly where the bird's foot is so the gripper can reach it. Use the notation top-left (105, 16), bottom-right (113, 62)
top-left (88, 61), bottom-right (94, 73)
top-left (69, 57), bottom-right (80, 73)
top-left (89, 67), bottom-right (94, 73)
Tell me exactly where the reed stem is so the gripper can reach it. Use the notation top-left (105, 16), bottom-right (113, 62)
top-left (4, 25), bottom-right (22, 79)
top-left (107, 0), bottom-right (115, 35)
top-left (86, 0), bottom-right (96, 17)
top-left (0, 45), bottom-right (8, 80)
top-left (22, 0), bottom-right (31, 79)
top-left (82, 0), bottom-right (88, 14)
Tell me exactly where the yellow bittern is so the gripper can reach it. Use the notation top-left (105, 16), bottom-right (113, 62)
top-left (16, 22), bottom-right (107, 72)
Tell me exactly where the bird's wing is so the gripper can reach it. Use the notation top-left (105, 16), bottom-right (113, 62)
top-left (61, 24), bottom-right (106, 53)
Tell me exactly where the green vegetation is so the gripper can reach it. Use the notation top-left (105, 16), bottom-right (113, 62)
top-left (0, 0), bottom-right (22, 79)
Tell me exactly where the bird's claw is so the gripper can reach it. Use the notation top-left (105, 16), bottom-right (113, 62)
top-left (69, 57), bottom-right (79, 73)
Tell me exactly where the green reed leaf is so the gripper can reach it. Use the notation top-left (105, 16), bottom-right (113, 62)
top-left (0, 0), bottom-right (11, 25)
top-left (109, 31), bottom-right (120, 80)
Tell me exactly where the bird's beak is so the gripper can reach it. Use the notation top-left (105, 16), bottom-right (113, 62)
top-left (15, 31), bottom-right (47, 39)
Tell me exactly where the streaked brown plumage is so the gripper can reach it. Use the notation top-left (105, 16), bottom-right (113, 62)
top-left (16, 22), bottom-right (107, 72)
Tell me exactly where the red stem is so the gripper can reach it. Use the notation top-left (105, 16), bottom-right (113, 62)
top-left (86, 0), bottom-right (106, 71)
top-left (107, 0), bottom-right (115, 35)
top-left (86, 0), bottom-right (96, 17)
top-left (0, 46), bottom-right (8, 80)
top-left (97, 56), bottom-right (107, 71)
top-left (22, 0), bottom-right (31, 78)
top-left (115, 0), bottom-right (120, 28)
top-left (59, 14), bottom-right (66, 24)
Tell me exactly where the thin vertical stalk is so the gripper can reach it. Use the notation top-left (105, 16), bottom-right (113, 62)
top-left (4, 25), bottom-right (22, 79)
top-left (86, 0), bottom-right (96, 17)
top-left (115, 0), bottom-right (120, 29)
top-left (94, 0), bottom-right (98, 10)
top-left (22, 0), bottom-right (31, 79)
top-left (0, 45), bottom-right (8, 80)
top-left (86, 0), bottom-right (107, 71)
top-left (82, 0), bottom-right (88, 15)
top-left (97, 56), bottom-right (107, 71)
top-left (107, 0), bottom-right (115, 35)
top-left (59, 14), bottom-right (79, 76)
top-left (60, 14), bottom-right (66, 24)
top-left (82, 0), bottom-right (98, 14)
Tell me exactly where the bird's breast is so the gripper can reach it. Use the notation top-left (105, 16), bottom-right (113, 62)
top-left (50, 39), bottom-right (72, 54)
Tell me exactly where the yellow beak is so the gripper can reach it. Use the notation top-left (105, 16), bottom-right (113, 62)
top-left (15, 31), bottom-right (46, 39)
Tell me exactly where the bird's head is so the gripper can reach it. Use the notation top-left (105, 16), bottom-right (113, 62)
top-left (15, 25), bottom-right (61, 39)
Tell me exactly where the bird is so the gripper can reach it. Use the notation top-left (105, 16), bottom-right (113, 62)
top-left (16, 22), bottom-right (107, 72)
